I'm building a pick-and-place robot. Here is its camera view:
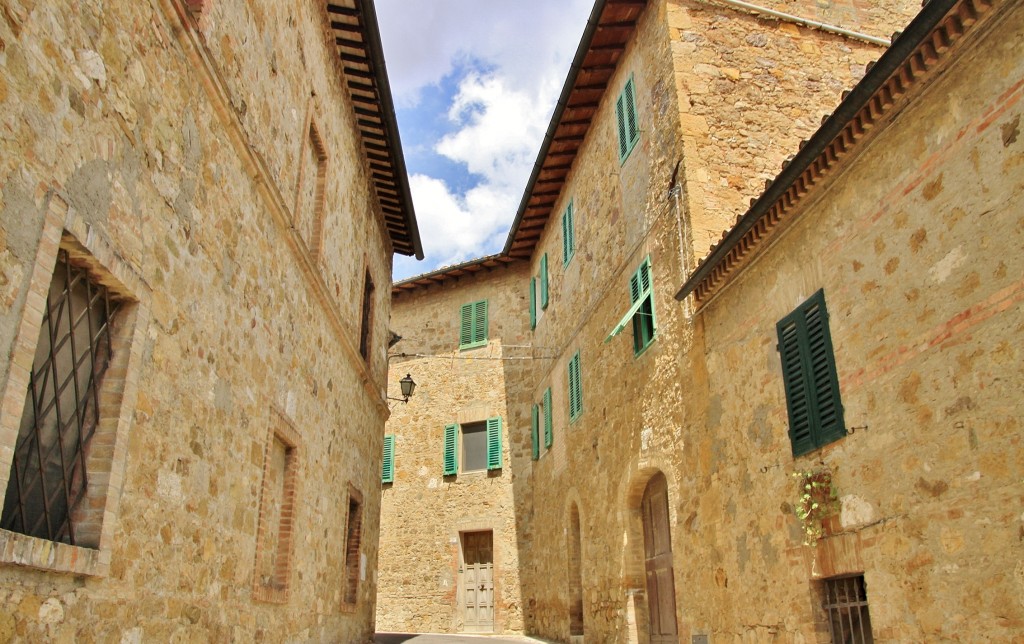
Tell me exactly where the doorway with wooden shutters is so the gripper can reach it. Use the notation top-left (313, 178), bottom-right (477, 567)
top-left (641, 471), bottom-right (678, 643)
top-left (460, 530), bottom-right (495, 633)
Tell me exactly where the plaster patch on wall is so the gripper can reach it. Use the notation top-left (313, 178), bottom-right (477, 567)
top-left (840, 495), bottom-right (875, 528)
top-left (929, 246), bottom-right (966, 283)
top-left (641, 428), bottom-right (653, 451)
top-left (119, 628), bottom-right (142, 644)
top-left (157, 470), bottom-right (183, 502)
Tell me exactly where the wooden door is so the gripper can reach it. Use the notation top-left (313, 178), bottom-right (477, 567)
top-left (462, 531), bottom-right (494, 632)
top-left (642, 472), bottom-right (678, 643)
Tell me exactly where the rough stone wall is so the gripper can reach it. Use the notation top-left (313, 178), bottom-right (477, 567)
top-left (668, 0), bottom-right (902, 262)
top-left (689, 6), bottom-right (1024, 640)
top-left (377, 264), bottom-right (531, 634)
top-left (0, 0), bottom-right (395, 641)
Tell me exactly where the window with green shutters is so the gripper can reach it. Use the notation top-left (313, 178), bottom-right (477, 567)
top-left (540, 254), bottom-right (549, 310)
top-left (543, 388), bottom-right (553, 448)
top-left (381, 434), bottom-right (395, 484)
top-left (777, 290), bottom-right (846, 457)
top-left (459, 300), bottom-right (488, 349)
top-left (605, 256), bottom-right (656, 356)
top-left (568, 352), bottom-right (583, 422)
top-left (562, 200), bottom-right (575, 267)
top-left (616, 75), bottom-right (640, 164)
top-left (443, 418), bottom-right (503, 475)
top-left (531, 404), bottom-right (540, 461)
top-left (529, 277), bottom-right (537, 330)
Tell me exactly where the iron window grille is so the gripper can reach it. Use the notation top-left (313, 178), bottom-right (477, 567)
top-left (1, 249), bottom-right (121, 546)
top-left (822, 575), bottom-right (874, 644)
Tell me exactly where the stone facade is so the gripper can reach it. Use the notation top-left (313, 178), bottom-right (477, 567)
top-left (0, 0), bottom-right (416, 641)
top-left (380, 0), bottom-right (1022, 642)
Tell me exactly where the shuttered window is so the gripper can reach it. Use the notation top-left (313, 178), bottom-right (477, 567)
top-left (777, 290), bottom-right (846, 457)
top-left (531, 404), bottom-right (540, 461)
top-left (616, 75), bottom-right (640, 164)
top-left (381, 434), bottom-right (395, 484)
top-left (486, 416), bottom-right (503, 471)
top-left (443, 424), bottom-right (458, 475)
top-left (568, 352), bottom-right (583, 422)
top-left (543, 387), bottom-right (553, 448)
top-left (562, 200), bottom-right (576, 267)
top-left (459, 300), bottom-right (488, 349)
top-left (529, 277), bottom-right (537, 330)
top-left (605, 256), bottom-right (656, 356)
top-left (540, 254), bottom-right (549, 310)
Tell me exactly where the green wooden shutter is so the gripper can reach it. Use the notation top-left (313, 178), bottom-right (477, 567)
top-left (529, 278), bottom-right (537, 330)
top-left (474, 300), bottom-right (488, 345)
top-left (443, 424), bottom-right (458, 475)
top-left (382, 434), bottom-right (395, 484)
top-left (562, 201), bottom-right (575, 267)
top-left (617, 76), bottom-right (639, 163)
top-left (459, 303), bottom-right (473, 347)
top-left (486, 416), bottom-right (503, 470)
top-left (543, 388), bottom-right (553, 448)
top-left (624, 77), bottom-right (638, 143)
top-left (616, 94), bottom-right (629, 160)
top-left (531, 404), bottom-right (540, 461)
top-left (540, 254), bottom-right (549, 309)
top-left (568, 352), bottom-right (582, 421)
top-left (776, 290), bottom-right (845, 456)
top-left (460, 301), bottom-right (488, 349)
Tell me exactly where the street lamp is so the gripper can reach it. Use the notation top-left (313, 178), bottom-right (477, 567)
top-left (388, 373), bottom-right (416, 404)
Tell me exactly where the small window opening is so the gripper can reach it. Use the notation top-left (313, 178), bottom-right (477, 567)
top-left (343, 492), bottom-right (363, 604)
top-left (359, 271), bottom-right (374, 361)
top-left (822, 575), bottom-right (874, 643)
top-left (461, 422), bottom-right (488, 472)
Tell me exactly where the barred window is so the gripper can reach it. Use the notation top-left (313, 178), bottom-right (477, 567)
top-left (822, 575), bottom-right (874, 643)
top-left (1, 249), bottom-right (122, 546)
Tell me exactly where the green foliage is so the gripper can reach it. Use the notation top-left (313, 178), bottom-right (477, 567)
top-left (792, 468), bottom-right (840, 545)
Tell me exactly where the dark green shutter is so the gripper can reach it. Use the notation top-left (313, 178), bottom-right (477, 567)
top-left (443, 424), bottom-right (458, 475)
top-left (540, 254), bottom-right (549, 309)
top-left (382, 434), bottom-right (395, 484)
top-left (776, 289), bottom-right (845, 456)
top-left (543, 388), bottom-right (553, 448)
top-left (568, 352), bottom-right (582, 421)
top-left (531, 404), bottom-right (540, 461)
top-left (529, 278), bottom-right (537, 330)
top-left (486, 416), bottom-right (503, 470)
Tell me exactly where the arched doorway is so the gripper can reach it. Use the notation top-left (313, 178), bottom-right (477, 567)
top-left (641, 472), bottom-right (678, 643)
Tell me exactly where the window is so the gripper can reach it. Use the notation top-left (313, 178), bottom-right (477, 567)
top-left (381, 434), bottom-right (395, 484)
top-left (543, 387), bottom-right (553, 448)
top-left (459, 300), bottom-right (488, 350)
top-left (531, 404), bottom-right (540, 461)
top-left (1, 249), bottom-right (124, 546)
top-left (777, 289), bottom-right (846, 457)
top-left (568, 352), bottom-right (583, 422)
top-left (253, 416), bottom-right (300, 603)
top-left (562, 200), bottom-right (576, 267)
top-left (605, 256), bottom-right (656, 356)
top-left (615, 75), bottom-right (640, 163)
top-left (297, 120), bottom-right (328, 257)
top-left (444, 418), bottom-right (503, 475)
top-left (529, 277), bottom-right (537, 330)
top-left (540, 253), bottom-right (549, 310)
top-left (342, 487), bottom-right (363, 606)
top-left (359, 270), bottom-right (374, 361)
top-left (822, 575), bottom-right (874, 643)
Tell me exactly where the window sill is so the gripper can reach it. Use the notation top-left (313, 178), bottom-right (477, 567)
top-left (459, 341), bottom-right (489, 351)
top-left (0, 529), bottom-right (109, 577)
top-left (633, 335), bottom-right (657, 359)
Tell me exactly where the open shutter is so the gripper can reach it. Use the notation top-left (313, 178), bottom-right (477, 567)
top-left (443, 424), bottom-right (458, 475)
top-left (459, 303), bottom-right (473, 347)
top-left (382, 435), bottom-right (395, 484)
top-left (474, 301), bottom-right (488, 345)
top-left (486, 416), bottom-right (503, 470)
top-left (540, 254), bottom-right (549, 309)
top-left (777, 314), bottom-right (815, 456)
top-left (804, 291), bottom-right (845, 443)
top-left (531, 404), bottom-right (540, 461)
top-left (529, 278), bottom-right (537, 330)
top-left (616, 94), bottom-right (629, 160)
top-left (543, 388), bottom-right (553, 448)
top-left (624, 77), bottom-right (638, 142)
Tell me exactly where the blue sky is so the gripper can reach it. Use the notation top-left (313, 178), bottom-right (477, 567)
top-left (375, 0), bottom-right (594, 281)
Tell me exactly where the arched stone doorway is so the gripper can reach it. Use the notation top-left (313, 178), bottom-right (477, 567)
top-left (641, 472), bottom-right (678, 643)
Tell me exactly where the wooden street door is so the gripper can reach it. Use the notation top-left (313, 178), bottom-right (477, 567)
top-left (462, 531), bottom-right (494, 632)
top-left (642, 473), bottom-right (678, 643)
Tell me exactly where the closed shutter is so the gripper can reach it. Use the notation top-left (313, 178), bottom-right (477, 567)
top-left (616, 94), bottom-right (629, 160)
top-left (382, 434), bottom-right (395, 484)
top-left (568, 352), bottom-right (583, 421)
top-left (543, 388), bottom-right (553, 448)
top-left (540, 254), bottom-right (549, 310)
top-left (460, 303), bottom-right (473, 347)
top-left (804, 293), bottom-right (845, 444)
top-left (562, 201), bottom-right (575, 266)
top-left (531, 404), bottom-right (540, 461)
top-left (486, 416), bottom-right (503, 470)
top-left (624, 77), bottom-right (638, 142)
top-left (617, 75), bottom-right (640, 163)
top-left (443, 423), bottom-right (458, 475)
top-left (474, 301), bottom-right (488, 344)
top-left (460, 301), bottom-right (489, 349)
top-left (530, 278), bottom-right (537, 330)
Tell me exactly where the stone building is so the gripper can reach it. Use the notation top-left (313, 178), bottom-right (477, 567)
top-left (379, 0), bottom-right (1022, 641)
top-left (0, 0), bottom-right (419, 641)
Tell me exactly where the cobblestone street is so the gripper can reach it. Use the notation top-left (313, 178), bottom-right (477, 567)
top-left (375, 633), bottom-right (546, 644)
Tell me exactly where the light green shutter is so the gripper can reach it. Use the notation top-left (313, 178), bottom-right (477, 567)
top-left (382, 434), bottom-right (395, 484)
top-left (568, 352), bottom-right (583, 421)
top-left (474, 300), bottom-right (488, 345)
top-left (486, 416), bottom-right (503, 470)
top-left (543, 388), bottom-right (553, 448)
top-left (531, 404), bottom-right (540, 461)
top-left (530, 278), bottom-right (537, 330)
top-left (617, 75), bottom-right (640, 163)
top-left (540, 254), bottom-right (549, 309)
top-left (460, 301), bottom-right (488, 349)
top-left (443, 424), bottom-right (458, 475)
top-left (562, 201), bottom-right (575, 267)
top-left (616, 94), bottom-right (629, 160)
top-left (459, 303), bottom-right (473, 347)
